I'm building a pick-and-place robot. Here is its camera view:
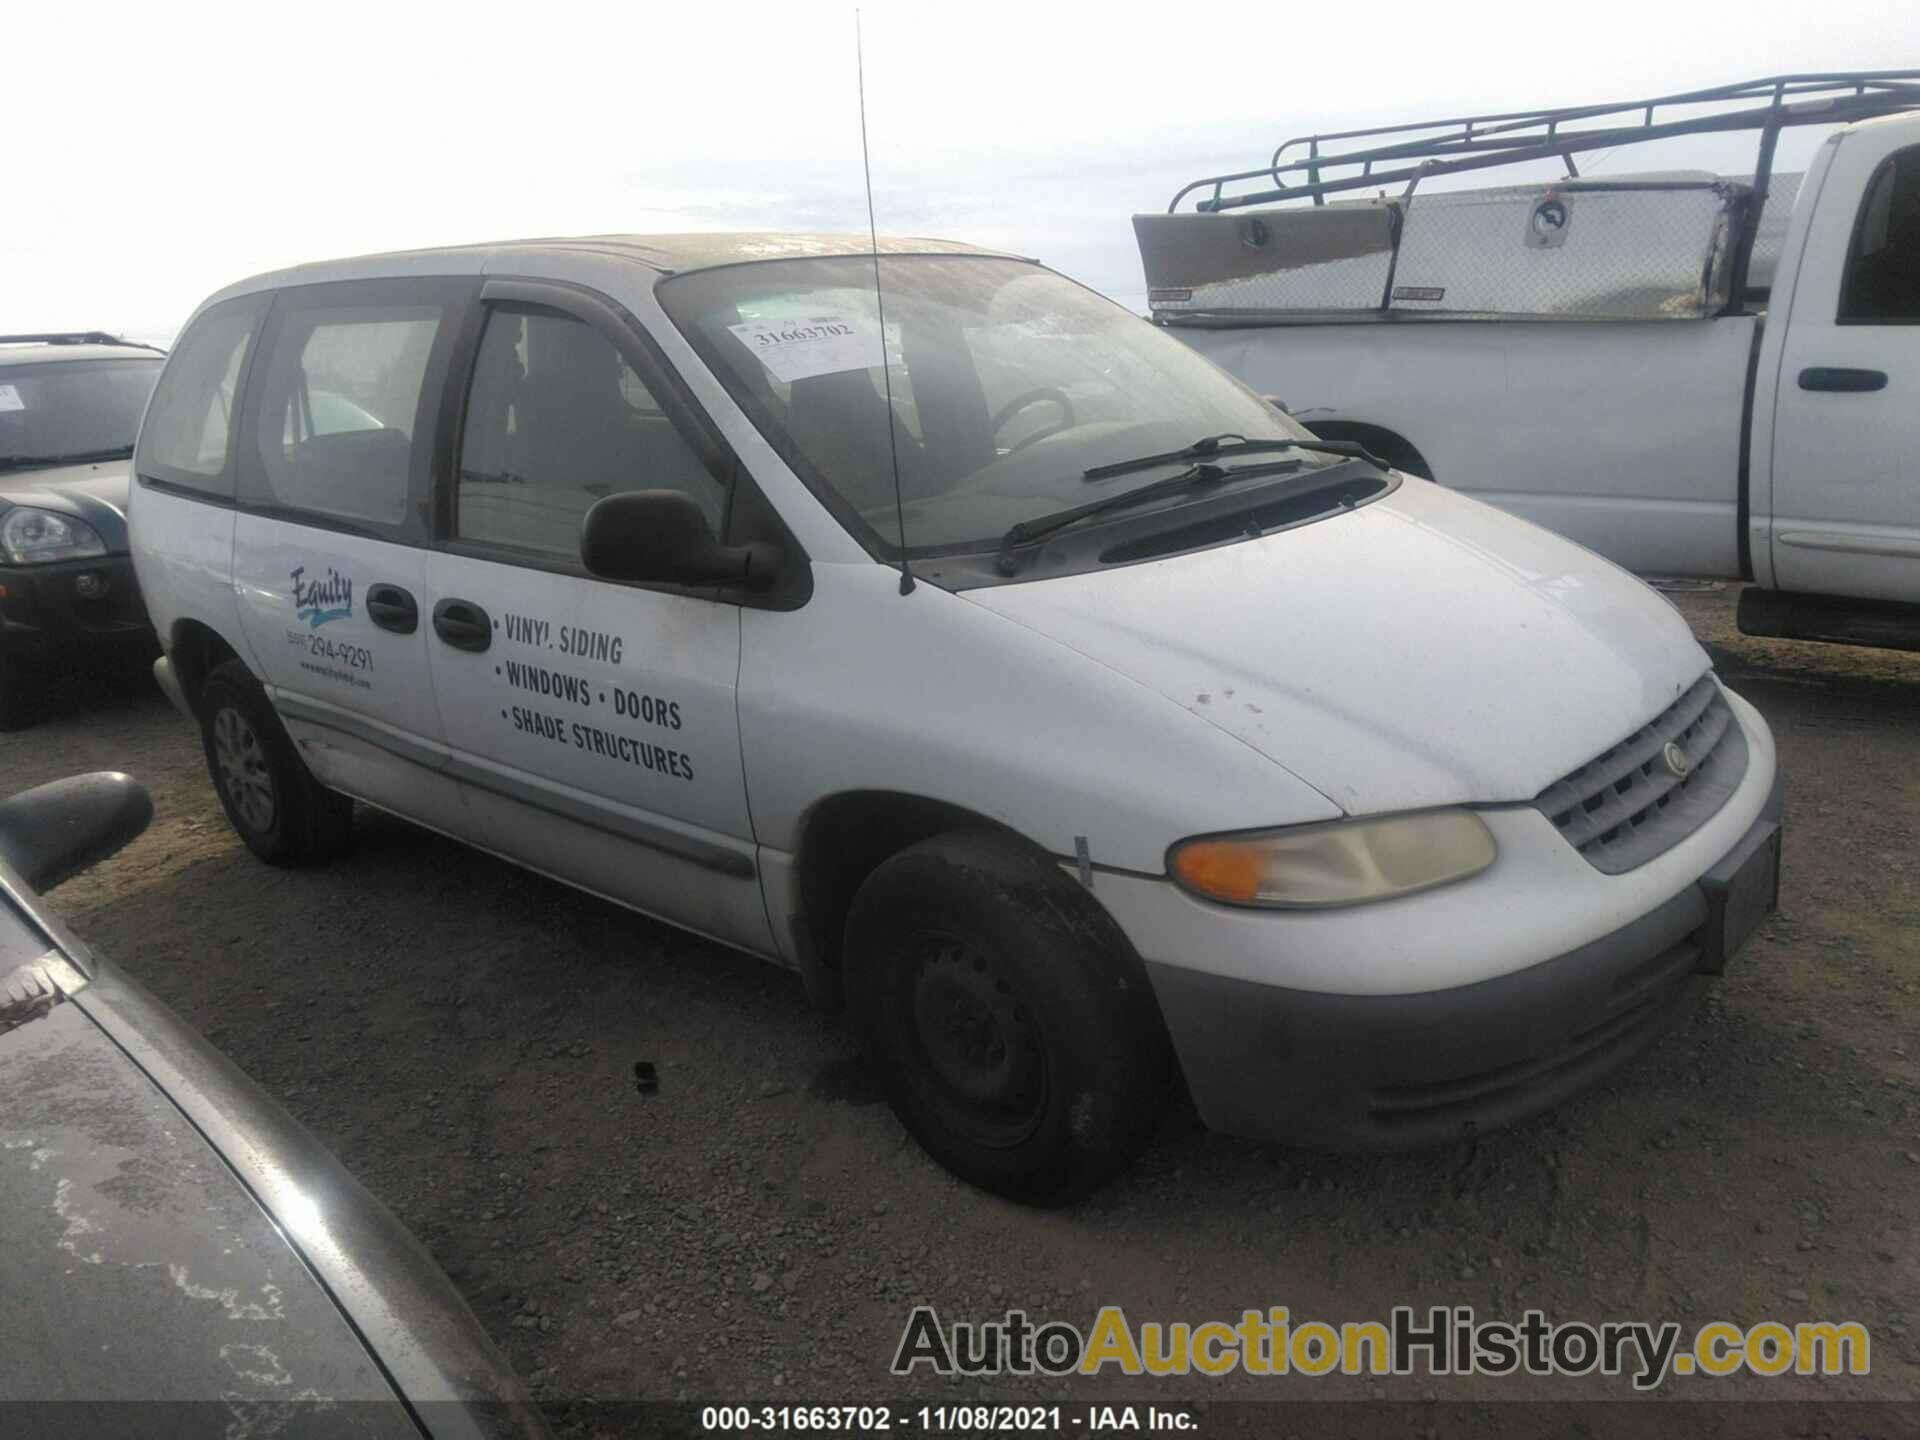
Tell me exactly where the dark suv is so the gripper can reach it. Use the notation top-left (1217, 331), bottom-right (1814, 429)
top-left (0, 332), bottom-right (166, 728)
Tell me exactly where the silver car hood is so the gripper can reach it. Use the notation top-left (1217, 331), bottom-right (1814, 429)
top-left (966, 479), bottom-right (1708, 813)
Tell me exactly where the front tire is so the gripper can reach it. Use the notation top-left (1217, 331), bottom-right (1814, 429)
top-left (199, 659), bottom-right (353, 865)
top-left (843, 829), bottom-right (1172, 1204)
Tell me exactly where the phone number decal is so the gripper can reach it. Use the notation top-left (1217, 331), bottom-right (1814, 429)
top-left (287, 628), bottom-right (374, 672)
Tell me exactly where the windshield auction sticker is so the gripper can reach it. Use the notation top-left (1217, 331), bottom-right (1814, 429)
top-left (727, 314), bottom-right (883, 383)
top-left (0, 383), bottom-right (25, 413)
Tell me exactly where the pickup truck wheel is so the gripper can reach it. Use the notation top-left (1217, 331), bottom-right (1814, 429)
top-left (0, 653), bottom-right (37, 732)
top-left (199, 659), bottom-right (353, 866)
top-left (843, 830), bottom-right (1171, 1205)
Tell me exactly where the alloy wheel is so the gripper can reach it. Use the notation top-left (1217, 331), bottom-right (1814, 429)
top-left (212, 705), bottom-right (276, 834)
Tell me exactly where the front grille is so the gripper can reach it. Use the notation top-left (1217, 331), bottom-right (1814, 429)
top-left (1534, 674), bottom-right (1747, 874)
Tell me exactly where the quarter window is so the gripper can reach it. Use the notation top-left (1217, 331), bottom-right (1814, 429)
top-left (247, 304), bottom-right (446, 528)
top-left (1840, 145), bottom-right (1920, 322)
top-left (456, 306), bottom-right (728, 560)
top-left (136, 297), bottom-right (263, 497)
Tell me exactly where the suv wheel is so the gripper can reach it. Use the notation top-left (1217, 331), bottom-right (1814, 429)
top-left (199, 659), bottom-right (353, 865)
top-left (843, 829), bottom-right (1172, 1205)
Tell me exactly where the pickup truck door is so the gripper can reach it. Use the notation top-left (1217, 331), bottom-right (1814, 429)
top-left (1765, 124), bottom-right (1920, 603)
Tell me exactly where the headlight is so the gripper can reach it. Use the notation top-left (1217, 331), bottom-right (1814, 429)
top-left (0, 507), bottom-right (109, 565)
top-left (1168, 810), bottom-right (1497, 908)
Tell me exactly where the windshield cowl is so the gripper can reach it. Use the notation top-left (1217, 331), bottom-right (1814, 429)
top-left (0, 445), bottom-right (135, 473)
top-left (926, 461), bottom-right (1397, 591)
top-left (997, 456), bottom-right (1315, 575)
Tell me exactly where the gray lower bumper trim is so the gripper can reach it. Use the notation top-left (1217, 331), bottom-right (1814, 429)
top-left (152, 657), bottom-right (192, 721)
top-left (1147, 771), bottom-right (1785, 1151)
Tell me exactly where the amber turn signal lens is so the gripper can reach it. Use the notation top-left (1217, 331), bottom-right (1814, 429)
top-left (1170, 840), bottom-right (1268, 904)
top-left (1168, 810), bottom-right (1497, 909)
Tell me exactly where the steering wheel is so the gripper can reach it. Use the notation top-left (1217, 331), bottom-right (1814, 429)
top-left (991, 387), bottom-right (1076, 455)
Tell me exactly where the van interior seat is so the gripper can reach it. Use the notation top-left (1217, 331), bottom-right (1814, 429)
top-left (515, 372), bottom-right (728, 531)
top-left (784, 369), bottom-right (924, 511)
top-left (278, 426), bottom-right (412, 526)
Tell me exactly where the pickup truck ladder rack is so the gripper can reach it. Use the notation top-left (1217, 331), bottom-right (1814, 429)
top-left (1171, 72), bottom-right (1920, 214)
top-left (1167, 72), bottom-right (1920, 316)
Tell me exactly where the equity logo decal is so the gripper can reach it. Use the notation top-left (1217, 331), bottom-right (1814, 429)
top-left (291, 565), bottom-right (353, 628)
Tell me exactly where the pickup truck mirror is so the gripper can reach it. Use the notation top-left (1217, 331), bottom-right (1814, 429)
top-left (580, 489), bottom-right (781, 592)
top-left (0, 772), bottom-right (153, 894)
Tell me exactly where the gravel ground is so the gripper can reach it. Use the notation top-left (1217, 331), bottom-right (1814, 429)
top-left (5, 585), bottom-right (1918, 1435)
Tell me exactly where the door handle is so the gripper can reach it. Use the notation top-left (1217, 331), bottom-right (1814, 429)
top-left (432, 598), bottom-right (493, 652)
top-left (1798, 367), bottom-right (1888, 393)
top-left (365, 583), bottom-right (418, 635)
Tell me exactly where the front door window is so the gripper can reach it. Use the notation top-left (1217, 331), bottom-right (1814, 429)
top-left (456, 305), bottom-right (730, 561)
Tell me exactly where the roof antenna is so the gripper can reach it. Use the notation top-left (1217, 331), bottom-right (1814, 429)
top-left (856, 9), bottom-right (914, 596)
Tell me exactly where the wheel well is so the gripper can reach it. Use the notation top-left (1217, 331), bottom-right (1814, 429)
top-left (167, 621), bottom-right (243, 717)
top-left (1301, 420), bottom-right (1434, 480)
top-left (792, 792), bottom-right (1019, 973)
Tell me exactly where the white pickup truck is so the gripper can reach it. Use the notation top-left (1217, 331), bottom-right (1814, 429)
top-left (1138, 73), bottom-right (1920, 650)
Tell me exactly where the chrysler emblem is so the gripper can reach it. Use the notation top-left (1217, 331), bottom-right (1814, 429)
top-left (1663, 741), bottom-right (1692, 779)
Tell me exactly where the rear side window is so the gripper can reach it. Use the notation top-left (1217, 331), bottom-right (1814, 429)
top-left (1840, 145), bottom-right (1920, 322)
top-left (244, 301), bottom-right (448, 532)
top-left (136, 297), bottom-right (264, 498)
top-left (455, 305), bottom-right (729, 560)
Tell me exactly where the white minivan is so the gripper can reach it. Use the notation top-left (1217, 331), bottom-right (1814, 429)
top-left (130, 234), bottom-right (1783, 1202)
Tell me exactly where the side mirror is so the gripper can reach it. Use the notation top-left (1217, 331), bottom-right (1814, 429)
top-left (580, 490), bottom-right (780, 592)
top-left (1262, 394), bottom-right (1291, 414)
top-left (0, 772), bottom-right (153, 893)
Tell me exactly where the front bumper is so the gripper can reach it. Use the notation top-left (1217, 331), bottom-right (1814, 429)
top-left (1144, 770), bottom-right (1783, 1150)
top-left (0, 555), bottom-right (155, 667)
top-left (1124, 685), bottom-right (1784, 1151)
top-left (152, 656), bottom-right (193, 720)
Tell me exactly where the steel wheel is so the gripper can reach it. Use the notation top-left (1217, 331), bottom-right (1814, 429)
top-left (212, 704), bottom-right (277, 834)
top-left (902, 929), bottom-right (1049, 1149)
top-left (844, 829), bottom-right (1173, 1203)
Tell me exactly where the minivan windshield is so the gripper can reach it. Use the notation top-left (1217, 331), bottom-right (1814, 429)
top-left (0, 357), bottom-right (164, 471)
top-left (659, 256), bottom-right (1337, 556)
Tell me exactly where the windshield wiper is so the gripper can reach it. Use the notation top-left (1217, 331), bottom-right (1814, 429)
top-left (0, 445), bottom-right (135, 473)
top-left (997, 457), bottom-right (1305, 574)
top-left (1084, 433), bottom-right (1389, 483)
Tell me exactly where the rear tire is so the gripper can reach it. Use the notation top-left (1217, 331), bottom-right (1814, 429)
top-left (843, 829), bottom-right (1171, 1205)
top-left (199, 659), bottom-right (353, 865)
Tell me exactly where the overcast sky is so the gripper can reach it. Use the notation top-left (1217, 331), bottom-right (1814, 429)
top-left (8, 0), bottom-right (1913, 342)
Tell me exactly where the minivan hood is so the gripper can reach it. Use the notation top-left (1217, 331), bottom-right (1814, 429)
top-left (964, 480), bottom-right (1708, 814)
